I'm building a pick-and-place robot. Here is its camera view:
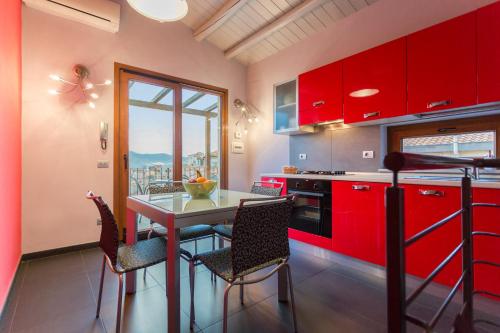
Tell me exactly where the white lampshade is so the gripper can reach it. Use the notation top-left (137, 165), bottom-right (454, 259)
top-left (127, 0), bottom-right (188, 22)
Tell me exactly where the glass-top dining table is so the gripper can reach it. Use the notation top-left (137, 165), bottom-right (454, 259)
top-left (125, 189), bottom-right (291, 333)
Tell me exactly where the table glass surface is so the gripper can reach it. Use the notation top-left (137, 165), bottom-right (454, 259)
top-left (131, 189), bottom-right (270, 217)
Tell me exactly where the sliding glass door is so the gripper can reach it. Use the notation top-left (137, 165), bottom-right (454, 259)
top-left (116, 68), bottom-right (226, 232)
top-left (128, 79), bottom-right (176, 196)
top-left (181, 87), bottom-right (221, 182)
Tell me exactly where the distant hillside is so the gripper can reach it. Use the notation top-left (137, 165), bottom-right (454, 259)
top-left (129, 151), bottom-right (173, 169)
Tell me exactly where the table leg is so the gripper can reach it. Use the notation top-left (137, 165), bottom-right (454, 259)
top-left (278, 266), bottom-right (289, 302)
top-left (167, 226), bottom-right (181, 333)
top-left (125, 208), bottom-right (137, 294)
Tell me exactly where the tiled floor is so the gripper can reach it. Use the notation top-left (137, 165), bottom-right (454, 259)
top-left (1, 239), bottom-right (499, 333)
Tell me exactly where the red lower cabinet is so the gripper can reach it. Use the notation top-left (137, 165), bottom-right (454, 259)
top-left (403, 185), bottom-right (463, 287)
top-left (472, 188), bottom-right (500, 298)
top-left (331, 181), bottom-right (388, 266)
top-left (260, 176), bottom-right (287, 195)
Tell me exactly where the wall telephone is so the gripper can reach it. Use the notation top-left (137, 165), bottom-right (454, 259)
top-left (100, 121), bottom-right (108, 150)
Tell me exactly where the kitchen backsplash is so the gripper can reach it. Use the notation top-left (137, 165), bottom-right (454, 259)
top-left (289, 125), bottom-right (382, 172)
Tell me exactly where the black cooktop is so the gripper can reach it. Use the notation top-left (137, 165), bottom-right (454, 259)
top-left (298, 170), bottom-right (346, 175)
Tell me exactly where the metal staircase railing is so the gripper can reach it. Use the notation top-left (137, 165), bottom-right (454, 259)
top-left (384, 152), bottom-right (500, 333)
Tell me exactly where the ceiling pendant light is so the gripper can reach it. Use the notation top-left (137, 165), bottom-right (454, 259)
top-left (127, 0), bottom-right (188, 22)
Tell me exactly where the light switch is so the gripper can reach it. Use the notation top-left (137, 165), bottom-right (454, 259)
top-left (97, 160), bottom-right (109, 168)
top-left (362, 151), bottom-right (374, 159)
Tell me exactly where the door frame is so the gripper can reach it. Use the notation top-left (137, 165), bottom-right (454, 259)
top-left (113, 63), bottom-right (229, 235)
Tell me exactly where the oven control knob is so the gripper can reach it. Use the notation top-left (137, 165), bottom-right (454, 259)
top-left (295, 182), bottom-right (300, 188)
top-left (313, 183), bottom-right (319, 190)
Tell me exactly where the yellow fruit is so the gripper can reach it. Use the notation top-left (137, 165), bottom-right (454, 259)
top-left (196, 177), bottom-right (207, 183)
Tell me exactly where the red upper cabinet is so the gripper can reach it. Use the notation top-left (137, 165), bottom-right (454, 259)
top-left (298, 61), bottom-right (342, 126)
top-left (331, 181), bottom-right (387, 266)
top-left (477, 1), bottom-right (500, 104)
top-left (407, 12), bottom-right (477, 115)
top-left (343, 38), bottom-right (407, 124)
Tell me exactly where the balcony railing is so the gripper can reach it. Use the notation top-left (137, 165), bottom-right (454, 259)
top-left (384, 152), bottom-right (500, 333)
top-left (129, 166), bottom-right (219, 196)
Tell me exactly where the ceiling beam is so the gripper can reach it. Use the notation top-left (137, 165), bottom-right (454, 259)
top-left (151, 88), bottom-right (172, 103)
top-left (224, 0), bottom-right (324, 59)
top-left (204, 103), bottom-right (219, 112)
top-left (193, 0), bottom-right (249, 42)
top-left (129, 99), bottom-right (218, 118)
top-left (182, 92), bottom-right (205, 108)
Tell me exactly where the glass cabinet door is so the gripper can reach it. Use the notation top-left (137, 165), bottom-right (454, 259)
top-left (274, 79), bottom-right (314, 135)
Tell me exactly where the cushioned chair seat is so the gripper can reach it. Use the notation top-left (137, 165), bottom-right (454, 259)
top-left (151, 224), bottom-right (214, 241)
top-left (116, 237), bottom-right (167, 273)
top-left (213, 224), bottom-right (233, 239)
top-left (193, 247), bottom-right (283, 282)
top-left (180, 224), bottom-right (215, 240)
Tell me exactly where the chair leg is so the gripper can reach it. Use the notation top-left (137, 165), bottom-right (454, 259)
top-left (194, 239), bottom-right (198, 255)
top-left (189, 260), bottom-right (196, 330)
top-left (223, 283), bottom-right (233, 333)
top-left (96, 255), bottom-right (106, 318)
top-left (144, 228), bottom-right (154, 279)
top-left (239, 277), bottom-right (244, 305)
top-left (218, 236), bottom-right (224, 249)
top-left (211, 235), bottom-right (216, 282)
top-left (116, 273), bottom-right (124, 333)
top-left (286, 264), bottom-right (298, 333)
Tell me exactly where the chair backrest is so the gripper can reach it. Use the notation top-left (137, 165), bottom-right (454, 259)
top-left (86, 191), bottom-right (119, 267)
top-left (250, 181), bottom-right (284, 197)
top-left (148, 181), bottom-right (185, 195)
top-left (231, 195), bottom-right (295, 277)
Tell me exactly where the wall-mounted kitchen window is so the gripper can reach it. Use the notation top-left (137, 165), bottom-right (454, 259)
top-left (387, 115), bottom-right (500, 158)
top-left (401, 131), bottom-right (495, 158)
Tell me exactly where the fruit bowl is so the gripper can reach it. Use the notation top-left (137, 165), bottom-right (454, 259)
top-left (183, 180), bottom-right (217, 198)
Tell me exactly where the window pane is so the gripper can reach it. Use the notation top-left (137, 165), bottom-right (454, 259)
top-left (128, 80), bottom-right (175, 197)
top-left (182, 88), bottom-right (220, 181)
top-left (401, 131), bottom-right (496, 158)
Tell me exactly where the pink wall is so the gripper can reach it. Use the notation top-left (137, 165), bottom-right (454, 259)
top-left (22, 0), bottom-right (248, 253)
top-left (0, 0), bottom-right (22, 311)
top-left (246, 0), bottom-right (497, 181)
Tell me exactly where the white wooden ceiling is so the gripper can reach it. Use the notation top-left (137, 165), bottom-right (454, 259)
top-left (182, 0), bottom-right (379, 65)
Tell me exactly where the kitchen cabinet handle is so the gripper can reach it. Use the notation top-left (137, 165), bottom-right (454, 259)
top-left (419, 189), bottom-right (444, 197)
top-left (352, 185), bottom-right (370, 191)
top-left (363, 111), bottom-right (380, 119)
top-left (427, 100), bottom-right (451, 109)
top-left (312, 100), bottom-right (325, 107)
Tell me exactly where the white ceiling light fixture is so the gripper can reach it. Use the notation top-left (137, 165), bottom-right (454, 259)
top-left (127, 0), bottom-right (188, 22)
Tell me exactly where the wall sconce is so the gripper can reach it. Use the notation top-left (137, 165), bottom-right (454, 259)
top-left (48, 64), bottom-right (111, 109)
top-left (234, 98), bottom-right (259, 135)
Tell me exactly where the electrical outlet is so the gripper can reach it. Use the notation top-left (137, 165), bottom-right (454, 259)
top-left (362, 151), bottom-right (374, 159)
top-left (97, 218), bottom-right (102, 225)
top-left (234, 131), bottom-right (242, 139)
top-left (299, 153), bottom-right (307, 160)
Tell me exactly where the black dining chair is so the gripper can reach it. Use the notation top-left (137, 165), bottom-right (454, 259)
top-left (87, 191), bottom-right (175, 333)
top-left (212, 180), bottom-right (284, 241)
top-left (188, 195), bottom-right (298, 333)
top-left (143, 181), bottom-right (216, 280)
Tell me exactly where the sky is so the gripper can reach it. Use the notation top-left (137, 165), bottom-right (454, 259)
top-left (128, 81), bottom-right (220, 156)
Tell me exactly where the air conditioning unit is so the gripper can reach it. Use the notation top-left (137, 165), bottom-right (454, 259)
top-left (23, 0), bottom-right (120, 33)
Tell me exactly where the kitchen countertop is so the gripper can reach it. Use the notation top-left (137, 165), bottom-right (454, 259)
top-left (260, 172), bottom-right (500, 189)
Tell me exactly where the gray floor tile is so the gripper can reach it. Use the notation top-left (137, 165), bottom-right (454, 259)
top-left (2, 244), bottom-right (500, 333)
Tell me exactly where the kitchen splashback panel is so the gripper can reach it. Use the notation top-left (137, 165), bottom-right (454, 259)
top-left (289, 125), bottom-right (381, 172)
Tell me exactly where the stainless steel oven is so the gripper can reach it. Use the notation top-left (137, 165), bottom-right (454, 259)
top-left (287, 178), bottom-right (332, 238)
